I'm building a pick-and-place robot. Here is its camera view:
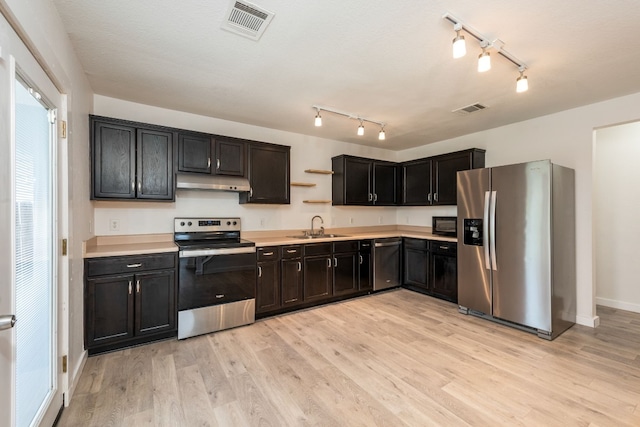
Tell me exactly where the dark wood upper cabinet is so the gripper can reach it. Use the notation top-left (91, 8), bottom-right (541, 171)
top-left (240, 142), bottom-right (290, 204)
top-left (400, 148), bottom-right (485, 206)
top-left (178, 133), bottom-right (245, 177)
top-left (91, 116), bottom-right (174, 201)
top-left (432, 149), bottom-right (484, 205)
top-left (214, 138), bottom-right (245, 176)
top-left (332, 155), bottom-right (397, 205)
top-left (178, 132), bottom-right (212, 174)
top-left (136, 128), bottom-right (174, 200)
top-left (92, 120), bottom-right (136, 199)
top-left (401, 159), bottom-right (432, 205)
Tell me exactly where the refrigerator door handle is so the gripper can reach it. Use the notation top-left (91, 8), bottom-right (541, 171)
top-left (490, 190), bottom-right (498, 271)
top-left (484, 191), bottom-right (491, 269)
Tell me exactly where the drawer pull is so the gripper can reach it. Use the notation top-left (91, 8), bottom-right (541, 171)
top-left (127, 263), bottom-right (142, 268)
top-left (263, 252), bottom-right (274, 256)
top-left (439, 245), bottom-right (449, 250)
top-left (216, 294), bottom-right (224, 299)
top-left (286, 249), bottom-right (298, 254)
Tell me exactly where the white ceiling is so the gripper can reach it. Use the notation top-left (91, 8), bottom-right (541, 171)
top-left (52, 0), bottom-right (640, 150)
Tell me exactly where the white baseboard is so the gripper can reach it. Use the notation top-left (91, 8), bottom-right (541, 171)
top-left (596, 297), bottom-right (640, 314)
top-left (576, 314), bottom-right (600, 328)
top-left (64, 350), bottom-right (87, 406)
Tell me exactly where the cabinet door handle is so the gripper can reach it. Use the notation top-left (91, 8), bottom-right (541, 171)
top-left (297, 261), bottom-right (301, 272)
top-left (137, 181), bottom-right (141, 193)
top-left (207, 157), bottom-right (211, 168)
top-left (434, 192), bottom-right (438, 202)
top-left (327, 258), bottom-right (331, 268)
top-left (359, 254), bottom-right (363, 265)
top-left (374, 193), bottom-right (378, 202)
top-left (136, 280), bottom-right (140, 293)
top-left (131, 181), bottom-right (135, 192)
top-left (368, 193), bottom-right (373, 202)
top-left (128, 281), bottom-right (132, 295)
top-left (216, 158), bottom-right (221, 170)
top-left (334, 257), bottom-right (338, 267)
top-left (427, 193), bottom-right (432, 203)
top-left (258, 266), bottom-right (262, 278)
top-left (127, 263), bottom-right (142, 268)
top-left (249, 187), bottom-right (253, 198)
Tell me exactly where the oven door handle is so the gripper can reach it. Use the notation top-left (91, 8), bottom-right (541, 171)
top-left (179, 246), bottom-right (256, 258)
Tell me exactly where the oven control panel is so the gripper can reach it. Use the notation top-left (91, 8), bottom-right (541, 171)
top-left (174, 217), bottom-right (241, 232)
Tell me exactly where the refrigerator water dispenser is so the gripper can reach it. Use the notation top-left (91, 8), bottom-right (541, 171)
top-left (463, 219), bottom-right (483, 246)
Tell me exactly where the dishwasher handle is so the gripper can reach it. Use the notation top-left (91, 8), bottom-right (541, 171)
top-left (374, 240), bottom-right (402, 248)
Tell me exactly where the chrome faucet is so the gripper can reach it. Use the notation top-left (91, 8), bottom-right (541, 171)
top-left (311, 215), bottom-right (324, 236)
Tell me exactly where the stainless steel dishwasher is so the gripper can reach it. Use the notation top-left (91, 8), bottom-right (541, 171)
top-left (373, 237), bottom-right (402, 291)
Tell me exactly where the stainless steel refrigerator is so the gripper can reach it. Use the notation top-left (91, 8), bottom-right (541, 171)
top-left (456, 160), bottom-right (576, 340)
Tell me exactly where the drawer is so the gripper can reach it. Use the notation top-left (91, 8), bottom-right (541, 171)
top-left (403, 238), bottom-right (428, 250)
top-left (430, 241), bottom-right (457, 255)
top-left (86, 253), bottom-right (176, 277)
top-left (281, 245), bottom-right (303, 259)
top-left (257, 246), bottom-right (280, 261)
top-left (304, 242), bottom-right (332, 257)
top-left (333, 240), bottom-right (358, 253)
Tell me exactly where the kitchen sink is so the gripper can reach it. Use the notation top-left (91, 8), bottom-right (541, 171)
top-left (287, 234), bottom-right (349, 239)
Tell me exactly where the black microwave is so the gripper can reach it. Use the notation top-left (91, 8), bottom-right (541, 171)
top-left (432, 216), bottom-right (457, 237)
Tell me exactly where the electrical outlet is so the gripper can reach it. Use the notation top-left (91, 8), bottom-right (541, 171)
top-left (109, 219), bottom-right (120, 232)
top-left (378, 216), bottom-right (383, 224)
top-left (260, 218), bottom-right (265, 227)
top-left (349, 217), bottom-right (354, 224)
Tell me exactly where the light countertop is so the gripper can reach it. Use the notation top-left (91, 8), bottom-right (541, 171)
top-left (83, 226), bottom-right (456, 258)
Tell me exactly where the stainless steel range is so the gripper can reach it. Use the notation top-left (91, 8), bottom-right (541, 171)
top-left (174, 217), bottom-right (256, 339)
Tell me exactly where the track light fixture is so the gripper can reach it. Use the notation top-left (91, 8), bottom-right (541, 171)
top-left (477, 44), bottom-right (491, 72)
top-left (452, 23), bottom-right (466, 59)
top-left (443, 12), bottom-right (529, 93)
top-left (312, 105), bottom-right (387, 141)
top-left (516, 67), bottom-right (528, 93)
top-left (314, 108), bottom-right (322, 127)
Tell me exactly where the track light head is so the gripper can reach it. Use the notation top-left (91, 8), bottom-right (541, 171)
top-left (516, 68), bottom-right (528, 93)
top-left (314, 109), bottom-right (322, 127)
top-left (477, 47), bottom-right (491, 72)
top-left (357, 120), bottom-right (365, 136)
top-left (378, 127), bottom-right (386, 141)
top-left (452, 24), bottom-right (466, 59)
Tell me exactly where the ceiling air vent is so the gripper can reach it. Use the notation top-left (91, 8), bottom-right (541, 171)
top-left (452, 103), bottom-right (488, 115)
top-left (222, 1), bottom-right (275, 41)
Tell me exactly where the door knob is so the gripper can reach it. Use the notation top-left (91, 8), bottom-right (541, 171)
top-left (0, 314), bottom-right (16, 331)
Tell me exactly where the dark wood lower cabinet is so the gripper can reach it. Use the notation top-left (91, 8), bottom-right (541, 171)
top-left (430, 241), bottom-right (457, 302)
top-left (403, 238), bottom-right (457, 303)
top-left (281, 258), bottom-right (303, 306)
top-left (304, 255), bottom-right (332, 301)
top-left (256, 260), bottom-right (281, 314)
top-left (84, 253), bottom-right (177, 355)
top-left (358, 241), bottom-right (373, 291)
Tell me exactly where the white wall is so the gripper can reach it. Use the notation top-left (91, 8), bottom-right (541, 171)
top-left (594, 121), bottom-right (640, 312)
top-left (5, 0), bottom-right (94, 401)
top-left (93, 95), bottom-right (400, 234)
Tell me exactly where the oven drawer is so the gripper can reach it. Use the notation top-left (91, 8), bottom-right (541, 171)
top-left (86, 253), bottom-right (176, 277)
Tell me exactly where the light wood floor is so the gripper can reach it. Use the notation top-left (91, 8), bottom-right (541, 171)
top-left (57, 289), bottom-right (640, 426)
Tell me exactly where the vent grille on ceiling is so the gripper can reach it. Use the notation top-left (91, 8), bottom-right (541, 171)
top-left (222, 1), bottom-right (274, 40)
top-left (452, 103), bottom-right (488, 115)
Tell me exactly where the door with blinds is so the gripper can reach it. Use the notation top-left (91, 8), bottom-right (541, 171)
top-left (0, 11), bottom-right (65, 427)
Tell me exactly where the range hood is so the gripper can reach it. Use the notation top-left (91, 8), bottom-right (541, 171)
top-left (176, 174), bottom-right (251, 192)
